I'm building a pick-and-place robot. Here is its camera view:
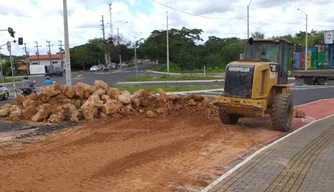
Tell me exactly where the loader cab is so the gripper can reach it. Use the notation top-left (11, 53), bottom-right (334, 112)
top-left (224, 38), bottom-right (291, 99)
top-left (242, 37), bottom-right (291, 84)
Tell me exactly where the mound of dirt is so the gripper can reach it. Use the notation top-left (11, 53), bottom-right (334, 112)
top-left (294, 108), bottom-right (306, 118)
top-left (0, 80), bottom-right (218, 123)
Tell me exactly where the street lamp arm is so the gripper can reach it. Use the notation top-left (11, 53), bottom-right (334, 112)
top-left (297, 8), bottom-right (306, 15)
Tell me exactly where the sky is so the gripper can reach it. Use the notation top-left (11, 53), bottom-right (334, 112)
top-left (0, 0), bottom-right (333, 56)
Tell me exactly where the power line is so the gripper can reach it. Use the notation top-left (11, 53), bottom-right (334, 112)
top-left (151, 0), bottom-right (334, 28)
top-left (151, 0), bottom-right (246, 20)
top-left (250, 16), bottom-right (334, 28)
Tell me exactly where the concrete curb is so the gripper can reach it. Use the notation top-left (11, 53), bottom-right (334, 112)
top-left (147, 70), bottom-right (223, 76)
top-left (148, 70), bottom-right (296, 80)
top-left (117, 80), bottom-right (224, 85)
top-left (163, 88), bottom-right (224, 95)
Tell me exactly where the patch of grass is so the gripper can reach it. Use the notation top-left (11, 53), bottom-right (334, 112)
top-left (113, 85), bottom-right (223, 94)
top-left (3, 77), bottom-right (22, 83)
top-left (123, 73), bottom-right (223, 82)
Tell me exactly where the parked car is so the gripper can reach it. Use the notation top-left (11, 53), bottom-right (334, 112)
top-left (0, 85), bottom-right (9, 100)
top-left (45, 69), bottom-right (64, 77)
top-left (107, 63), bottom-right (116, 70)
top-left (90, 65), bottom-right (100, 72)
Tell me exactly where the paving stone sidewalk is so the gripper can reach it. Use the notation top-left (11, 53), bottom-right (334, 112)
top-left (205, 115), bottom-right (334, 192)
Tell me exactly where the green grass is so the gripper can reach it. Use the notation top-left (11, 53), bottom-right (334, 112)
top-left (113, 85), bottom-right (223, 94)
top-left (3, 77), bottom-right (22, 83)
top-left (123, 74), bottom-right (223, 82)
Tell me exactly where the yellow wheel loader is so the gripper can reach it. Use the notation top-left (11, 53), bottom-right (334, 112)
top-left (213, 37), bottom-right (294, 131)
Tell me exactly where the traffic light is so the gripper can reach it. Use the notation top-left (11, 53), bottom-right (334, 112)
top-left (7, 27), bottom-right (15, 38)
top-left (18, 37), bottom-right (23, 45)
top-left (296, 44), bottom-right (302, 52)
top-left (107, 37), bottom-right (113, 44)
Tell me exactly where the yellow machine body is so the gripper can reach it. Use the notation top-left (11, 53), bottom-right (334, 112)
top-left (213, 38), bottom-right (294, 118)
top-left (213, 61), bottom-right (293, 117)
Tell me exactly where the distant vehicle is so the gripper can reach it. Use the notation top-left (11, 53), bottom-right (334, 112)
top-left (90, 65), bottom-right (100, 72)
top-left (0, 85), bottom-right (9, 100)
top-left (110, 63), bottom-right (116, 69)
top-left (45, 69), bottom-right (63, 77)
top-left (19, 81), bottom-right (37, 96)
top-left (120, 63), bottom-right (127, 68)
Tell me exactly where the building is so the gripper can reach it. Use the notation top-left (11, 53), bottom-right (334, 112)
top-left (28, 54), bottom-right (64, 75)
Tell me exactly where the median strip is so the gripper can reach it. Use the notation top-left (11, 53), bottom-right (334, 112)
top-left (117, 79), bottom-right (224, 85)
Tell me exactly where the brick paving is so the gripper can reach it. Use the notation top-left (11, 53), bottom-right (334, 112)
top-left (205, 114), bottom-right (334, 192)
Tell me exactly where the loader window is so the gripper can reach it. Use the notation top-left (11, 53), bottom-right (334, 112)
top-left (244, 42), bottom-right (279, 63)
top-left (224, 66), bottom-right (254, 98)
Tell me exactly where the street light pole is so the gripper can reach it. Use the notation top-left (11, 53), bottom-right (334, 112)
top-left (134, 37), bottom-right (137, 77)
top-left (63, 0), bottom-right (72, 87)
top-left (117, 21), bottom-right (128, 67)
top-left (305, 14), bottom-right (308, 71)
top-left (247, 0), bottom-right (253, 39)
top-left (0, 47), bottom-right (3, 84)
top-left (166, 11), bottom-right (169, 75)
top-left (298, 8), bottom-right (308, 71)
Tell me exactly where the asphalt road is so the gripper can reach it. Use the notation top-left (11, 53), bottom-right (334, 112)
top-left (188, 86), bottom-right (334, 106)
top-left (3, 62), bottom-right (156, 90)
top-left (118, 79), bottom-right (299, 87)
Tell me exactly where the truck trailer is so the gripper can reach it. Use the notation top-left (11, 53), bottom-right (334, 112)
top-left (293, 30), bottom-right (334, 85)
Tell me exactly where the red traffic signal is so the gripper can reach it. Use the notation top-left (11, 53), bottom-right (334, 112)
top-left (8, 27), bottom-right (15, 38)
top-left (107, 37), bottom-right (113, 44)
top-left (18, 37), bottom-right (23, 45)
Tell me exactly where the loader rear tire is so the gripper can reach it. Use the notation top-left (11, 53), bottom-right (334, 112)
top-left (271, 93), bottom-right (293, 132)
top-left (219, 109), bottom-right (239, 125)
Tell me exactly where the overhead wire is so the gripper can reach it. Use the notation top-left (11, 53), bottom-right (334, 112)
top-left (151, 0), bottom-right (333, 28)
top-left (151, 0), bottom-right (246, 20)
top-left (250, 16), bottom-right (334, 28)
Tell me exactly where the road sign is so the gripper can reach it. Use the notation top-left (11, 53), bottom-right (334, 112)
top-left (324, 30), bottom-right (334, 44)
top-left (6, 41), bottom-right (11, 52)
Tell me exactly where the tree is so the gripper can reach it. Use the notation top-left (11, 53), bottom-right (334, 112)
top-left (252, 32), bottom-right (264, 39)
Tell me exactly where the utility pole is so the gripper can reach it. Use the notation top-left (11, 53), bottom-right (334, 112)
top-left (100, 15), bottom-right (108, 65)
top-left (108, 2), bottom-right (113, 64)
top-left (166, 11), bottom-right (169, 74)
top-left (0, 47), bottom-right (3, 84)
top-left (46, 40), bottom-right (54, 71)
top-left (34, 41), bottom-right (41, 65)
top-left (134, 37), bottom-right (137, 77)
top-left (305, 14), bottom-right (308, 71)
top-left (108, 2), bottom-right (113, 37)
top-left (7, 42), bottom-right (16, 97)
top-left (247, 0), bottom-right (253, 39)
top-left (23, 43), bottom-right (29, 75)
top-left (297, 8), bottom-right (308, 71)
top-left (63, 0), bottom-right (72, 87)
top-left (117, 27), bottom-right (122, 66)
top-left (58, 40), bottom-right (64, 70)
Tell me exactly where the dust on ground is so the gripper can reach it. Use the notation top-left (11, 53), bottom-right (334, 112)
top-left (0, 80), bottom-right (313, 192)
top-left (0, 110), bottom-right (284, 192)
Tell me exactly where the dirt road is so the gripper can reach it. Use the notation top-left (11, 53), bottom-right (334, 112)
top-left (0, 99), bottom-right (333, 192)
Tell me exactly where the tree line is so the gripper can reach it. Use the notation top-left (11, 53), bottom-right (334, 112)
top-left (70, 27), bottom-right (325, 72)
top-left (0, 27), bottom-right (326, 75)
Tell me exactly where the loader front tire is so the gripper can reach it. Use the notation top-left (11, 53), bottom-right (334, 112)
top-left (219, 108), bottom-right (239, 125)
top-left (271, 93), bottom-right (293, 132)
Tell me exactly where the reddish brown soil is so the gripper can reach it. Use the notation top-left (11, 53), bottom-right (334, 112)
top-left (0, 99), bottom-right (333, 192)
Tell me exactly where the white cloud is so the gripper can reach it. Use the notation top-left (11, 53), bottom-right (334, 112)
top-left (0, 0), bottom-right (333, 56)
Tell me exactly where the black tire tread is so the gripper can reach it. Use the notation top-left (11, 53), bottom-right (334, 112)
top-left (219, 108), bottom-right (239, 125)
top-left (271, 93), bottom-right (293, 131)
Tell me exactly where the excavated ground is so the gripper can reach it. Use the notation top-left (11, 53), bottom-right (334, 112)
top-left (0, 110), bottom-right (295, 192)
top-left (0, 80), bottom-right (321, 192)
